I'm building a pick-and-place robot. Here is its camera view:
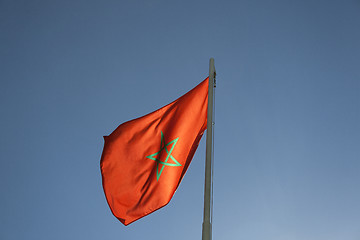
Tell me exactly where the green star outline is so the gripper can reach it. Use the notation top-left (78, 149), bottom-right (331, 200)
top-left (146, 131), bottom-right (181, 181)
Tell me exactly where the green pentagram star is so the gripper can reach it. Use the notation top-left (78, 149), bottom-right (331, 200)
top-left (146, 131), bottom-right (181, 181)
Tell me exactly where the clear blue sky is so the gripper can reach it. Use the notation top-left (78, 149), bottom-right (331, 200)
top-left (1, 0), bottom-right (359, 239)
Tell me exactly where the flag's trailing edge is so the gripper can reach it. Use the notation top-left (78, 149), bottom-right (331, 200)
top-left (100, 78), bottom-right (209, 225)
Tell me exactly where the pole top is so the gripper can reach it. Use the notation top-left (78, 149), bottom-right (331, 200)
top-left (209, 58), bottom-right (216, 74)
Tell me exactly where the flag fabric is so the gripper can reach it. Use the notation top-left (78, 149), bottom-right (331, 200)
top-left (100, 78), bottom-right (209, 225)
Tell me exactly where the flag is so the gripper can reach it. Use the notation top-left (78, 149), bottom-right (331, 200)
top-left (100, 77), bottom-right (209, 225)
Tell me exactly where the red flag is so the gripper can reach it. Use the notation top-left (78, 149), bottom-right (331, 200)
top-left (100, 78), bottom-right (208, 225)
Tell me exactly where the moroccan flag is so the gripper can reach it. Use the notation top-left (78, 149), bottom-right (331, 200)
top-left (100, 78), bottom-right (209, 225)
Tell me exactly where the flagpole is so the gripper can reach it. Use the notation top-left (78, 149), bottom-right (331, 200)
top-left (202, 58), bottom-right (215, 240)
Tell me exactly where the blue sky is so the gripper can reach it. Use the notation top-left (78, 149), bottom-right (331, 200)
top-left (1, 0), bottom-right (359, 239)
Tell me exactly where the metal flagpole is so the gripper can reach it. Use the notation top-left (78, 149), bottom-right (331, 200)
top-left (202, 58), bottom-right (216, 240)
